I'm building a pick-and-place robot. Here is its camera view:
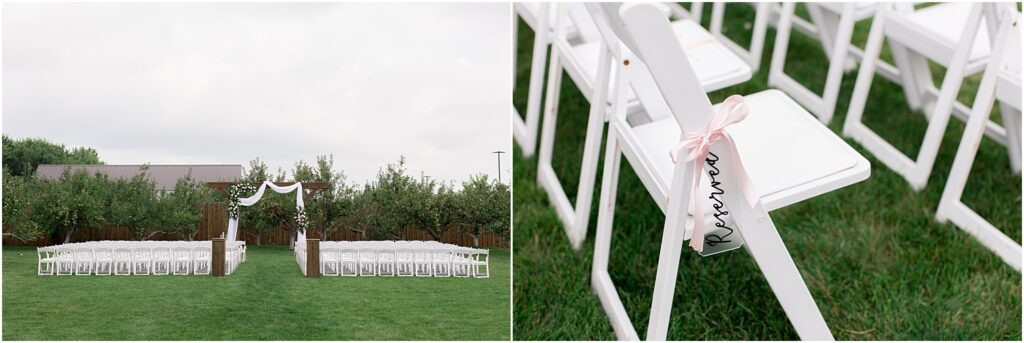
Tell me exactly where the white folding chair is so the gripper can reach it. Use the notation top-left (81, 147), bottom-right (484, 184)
top-left (471, 249), bottom-right (490, 278)
top-left (395, 249), bottom-right (415, 277)
top-left (93, 247), bottom-right (114, 276)
top-left (339, 249), bottom-right (358, 276)
top-left (321, 248), bottom-right (340, 276)
top-left (112, 248), bottom-right (132, 276)
top-left (192, 248), bottom-right (211, 275)
top-left (377, 249), bottom-right (396, 277)
top-left (132, 247), bottom-right (152, 275)
top-left (936, 10), bottom-right (1023, 271)
top-left (151, 247), bottom-right (171, 275)
top-left (414, 249), bottom-right (433, 277)
top-left (588, 3), bottom-right (870, 339)
top-left (37, 247), bottom-right (55, 275)
top-left (55, 247), bottom-right (75, 275)
top-left (431, 250), bottom-right (452, 277)
top-left (769, 3), bottom-right (901, 123)
top-left (452, 250), bottom-right (473, 277)
top-left (74, 248), bottom-right (94, 275)
top-left (538, 2), bottom-right (752, 249)
top-left (357, 248), bottom-right (377, 276)
top-left (171, 247), bottom-right (191, 275)
top-left (844, 3), bottom-right (1019, 190)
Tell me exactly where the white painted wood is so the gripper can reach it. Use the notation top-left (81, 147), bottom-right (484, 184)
top-left (537, 2), bottom-right (752, 250)
top-left (842, 3), bottom-right (1012, 191)
top-left (584, 3), bottom-right (870, 340)
top-left (707, 2), bottom-right (771, 72)
top-left (768, 3), bottom-right (900, 124)
top-left (936, 10), bottom-right (1022, 271)
top-left (512, 3), bottom-right (562, 158)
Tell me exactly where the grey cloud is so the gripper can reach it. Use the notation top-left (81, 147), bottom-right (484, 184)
top-left (2, 2), bottom-right (511, 185)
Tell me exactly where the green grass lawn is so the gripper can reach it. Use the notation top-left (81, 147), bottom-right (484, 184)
top-left (513, 3), bottom-right (1021, 340)
top-left (3, 245), bottom-right (510, 340)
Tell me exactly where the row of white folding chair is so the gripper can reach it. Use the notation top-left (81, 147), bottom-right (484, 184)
top-left (42, 246), bottom-right (212, 276)
top-left (935, 10), bottom-right (1022, 271)
top-left (39, 241), bottom-right (211, 275)
top-left (845, 2), bottom-right (1021, 192)
top-left (580, 3), bottom-right (871, 340)
top-left (537, 2), bottom-right (752, 249)
top-left (317, 247), bottom-right (487, 278)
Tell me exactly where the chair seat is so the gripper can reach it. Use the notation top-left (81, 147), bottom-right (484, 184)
top-left (571, 19), bottom-right (751, 99)
top-left (888, 3), bottom-right (997, 72)
top-left (632, 90), bottom-right (870, 217)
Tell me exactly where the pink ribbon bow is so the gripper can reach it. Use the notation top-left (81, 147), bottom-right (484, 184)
top-left (668, 95), bottom-right (759, 253)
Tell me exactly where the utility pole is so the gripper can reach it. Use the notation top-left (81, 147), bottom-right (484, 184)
top-left (492, 150), bottom-right (506, 183)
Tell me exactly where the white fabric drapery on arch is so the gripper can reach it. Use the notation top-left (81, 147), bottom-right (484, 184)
top-left (226, 181), bottom-right (306, 247)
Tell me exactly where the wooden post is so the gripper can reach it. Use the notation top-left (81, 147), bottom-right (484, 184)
top-left (212, 238), bottom-right (226, 277)
top-left (306, 239), bottom-right (320, 278)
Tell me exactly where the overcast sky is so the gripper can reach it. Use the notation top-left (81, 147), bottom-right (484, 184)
top-left (2, 2), bottom-right (511, 186)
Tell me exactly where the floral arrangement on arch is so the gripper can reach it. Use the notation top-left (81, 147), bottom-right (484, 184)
top-left (227, 183), bottom-right (258, 219)
top-left (295, 207), bottom-right (309, 233)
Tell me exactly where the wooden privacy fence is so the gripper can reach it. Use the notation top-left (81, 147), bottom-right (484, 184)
top-left (4, 202), bottom-right (509, 248)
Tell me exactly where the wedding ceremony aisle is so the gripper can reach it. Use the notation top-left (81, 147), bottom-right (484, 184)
top-left (2, 245), bottom-right (510, 340)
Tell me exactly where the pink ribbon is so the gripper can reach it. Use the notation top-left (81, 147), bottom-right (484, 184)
top-left (668, 95), bottom-right (759, 253)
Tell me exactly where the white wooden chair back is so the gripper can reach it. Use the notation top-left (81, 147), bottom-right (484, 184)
top-left (599, 3), bottom-right (716, 134)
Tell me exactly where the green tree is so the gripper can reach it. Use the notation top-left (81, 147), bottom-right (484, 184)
top-left (428, 182), bottom-right (461, 241)
top-left (2, 169), bottom-right (45, 241)
top-left (34, 169), bottom-right (109, 243)
top-left (456, 175), bottom-right (495, 247)
top-left (106, 167), bottom-right (158, 240)
top-left (2, 135), bottom-right (102, 177)
top-left (370, 157), bottom-right (416, 240)
top-left (160, 174), bottom-right (216, 240)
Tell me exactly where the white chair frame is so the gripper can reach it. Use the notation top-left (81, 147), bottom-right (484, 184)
top-left (93, 247), bottom-right (114, 276)
top-left (414, 249), bottom-right (433, 277)
top-left (708, 2), bottom-right (771, 72)
top-left (844, 3), bottom-right (1019, 191)
top-left (513, 2), bottom-right (560, 157)
top-left (769, 3), bottom-right (906, 124)
top-left (538, 2), bottom-right (752, 249)
top-left (56, 248), bottom-right (75, 275)
top-left (37, 247), bottom-right (55, 275)
top-left (171, 247), bottom-right (192, 275)
top-left (151, 247), bottom-right (171, 276)
top-left (588, 3), bottom-right (870, 340)
top-left (935, 10), bottom-right (1023, 271)
top-left (74, 248), bottom-right (94, 275)
top-left (396, 249), bottom-right (415, 277)
top-left (377, 250), bottom-right (396, 277)
top-left (112, 248), bottom-right (133, 276)
top-left (471, 250), bottom-right (490, 278)
top-left (357, 249), bottom-right (377, 276)
top-left (193, 248), bottom-right (211, 275)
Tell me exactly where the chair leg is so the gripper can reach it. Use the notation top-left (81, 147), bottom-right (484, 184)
top-left (999, 103), bottom-right (1022, 174)
top-left (845, 5), bottom-right (982, 191)
top-left (646, 141), bottom-right (701, 340)
top-left (513, 5), bottom-right (550, 158)
top-left (740, 206), bottom-right (834, 340)
top-left (590, 128), bottom-right (641, 340)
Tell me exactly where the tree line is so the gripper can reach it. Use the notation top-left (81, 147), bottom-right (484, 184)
top-left (1, 136), bottom-right (510, 246)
